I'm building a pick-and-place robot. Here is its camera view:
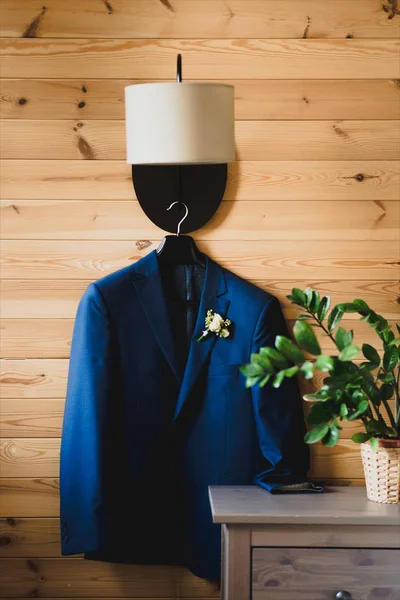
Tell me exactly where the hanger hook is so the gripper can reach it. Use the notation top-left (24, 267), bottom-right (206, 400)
top-left (167, 201), bottom-right (188, 236)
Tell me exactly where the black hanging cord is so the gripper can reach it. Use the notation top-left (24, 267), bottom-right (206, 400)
top-left (176, 53), bottom-right (183, 229)
top-left (176, 53), bottom-right (182, 83)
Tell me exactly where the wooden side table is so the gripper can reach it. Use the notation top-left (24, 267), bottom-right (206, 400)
top-left (209, 486), bottom-right (400, 600)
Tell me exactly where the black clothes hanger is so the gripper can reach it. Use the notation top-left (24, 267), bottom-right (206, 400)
top-left (156, 201), bottom-right (206, 268)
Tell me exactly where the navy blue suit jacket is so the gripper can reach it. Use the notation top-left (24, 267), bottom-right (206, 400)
top-left (60, 250), bottom-right (309, 579)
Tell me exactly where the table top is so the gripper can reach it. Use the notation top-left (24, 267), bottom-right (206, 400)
top-left (209, 486), bottom-right (400, 526)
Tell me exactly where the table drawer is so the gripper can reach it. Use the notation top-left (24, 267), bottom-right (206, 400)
top-left (252, 548), bottom-right (400, 599)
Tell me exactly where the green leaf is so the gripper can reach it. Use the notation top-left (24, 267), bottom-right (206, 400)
top-left (336, 303), bottom-right (360, 313)
top-left (365, 383), bottom-right (381, 406)
top-left (322, 424), bottom-right (340, 447)
top-left (272, 371), bottom-right (286, 388)
top-left (366, 420), bottom-right (387, 435)
top-left (369, 437), bottom-right (379, 452)
top-left (259, 374), bottom-right (272, 388)
top-left (348, 401), bottom-right (369, 421)
top-left (310, 290), bottom-right (320, 313)
top-left (383, 346), bottom-right (398, 372)
top-left (340, 403), bottom-right (348, 418)
top-left (351, 432), bottom-right (371, 443)
top-left (297, 313), bottom-right (313, 320)
top-left (303, 391), bottom-right (331, 402)
top-left (315, 354), bottom-right (334, 372)
top-left (388, 337), bottom-right (400, 346)
top-left (283, 366), bottom-right (299, 378)
top-left (375, 315), bottom-right (389, 332)
top-left (313, 387), bottom-right (335, 400)
top-left (275, 335), bottom-right (304, 365)
top-left (306, 403), bottom-right (332, 426)
top-left (317, 296), bottom-right (331, 321)
top-left (352, 298), bottom-right (370, 313)
top-left (359, 361), bottom-right (377, 372)
top-left (380, 383), bottom-right (394, 401)
top-left (338, 345), bottom-right (360, 362)
top-left (288, 288), bottom-right (306, 307)
top-left (304, 287), bottom-right (314, 308)
top-left (362, 311), bottom-right (381, 330)
top-left (357, 399), bottom-right (369, 415)
top-left (244, 376), bottom-right (261, 388)
top-left (293, 320), bottom-right (321, 355)
top-left (386, 427), bottom-right (398, 437)
top-left (378, 372), bottom-right (395, 383)
top-left (259, 347), bottom-right (288, 370)
top-left (304, 424), bottom-right (330, 444)
top-left (240, 363), bottom-right (264, 378)
top-left (352, 389), bottom-right (366, 402)
top-left (382, 328), bottom-right (395, 344)
top-left (335, 327), bottom-right (353, 351)
top-left (362, 343), bottom-right (380, 367)
top-left (327, 307), bottom-right (343, 332)
top-left (358, 368), bottom-right (374, 385)
top-left (300, 361), bottom-right (314, 379)
top-left (251, 353), bottom-right (274, 372)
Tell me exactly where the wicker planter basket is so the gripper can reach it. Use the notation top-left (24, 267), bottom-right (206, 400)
top-left (361, 439), bottom-right (400, 504)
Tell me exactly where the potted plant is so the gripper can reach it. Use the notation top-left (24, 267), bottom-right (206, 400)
top-left (241, 288), bottom-right (400, 504)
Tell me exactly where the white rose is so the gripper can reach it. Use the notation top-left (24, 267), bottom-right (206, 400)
top-left (219, 328), bottom-right (230, 338)
top-left (208, 313), bottom-right (224, 332)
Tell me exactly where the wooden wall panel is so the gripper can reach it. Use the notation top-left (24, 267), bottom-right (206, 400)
top-left (0, 437), bottom-right (367, 480)
top-left (1, 240), bottom-right (398, 280)
top-left (2, 200), bottom-right (399, 241)
top-left (0, 399), bottom-right (64, 437)
top-left (0, 558), bottom-right (220, 598)
top-left (0, 517), bottom-right (63, 557)
top-left (0, 359), bottom-right (68, 398)
top-left (2, 0), bottom-right (399, 39)
top-left (0, 477), bottom-right (366, 520)
top-left (1, 319), bottom-right (397, 359)
top-left (2, 119), bottom-right (400, 160)
top-left (0, 478), bottom-right (61, 518)
top-left (2, 398), bottom-right (393, 439)
top-left (1, 280), bottom-right (398, 320)
top-left (0, 358), bottom-right (367, 399)
top-left (2, 79), bottom-right (400, 120)
top-left (2, 160), bottom-right (399, 201)
top-left (1, 1), bottom-right (399, 597)
top-left (1, 39), bottom-right (399, 79)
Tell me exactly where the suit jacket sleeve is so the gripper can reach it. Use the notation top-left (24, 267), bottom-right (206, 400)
top-left (251, 296), bottom-right (310, 491)
top-left (60, 282), bottom-right (110, 554)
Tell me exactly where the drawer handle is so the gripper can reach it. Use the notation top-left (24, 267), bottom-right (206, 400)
top-left (336, 593), bottom-right (352, 600)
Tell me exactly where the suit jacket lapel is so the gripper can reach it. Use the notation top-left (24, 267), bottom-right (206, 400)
top-left (132, 251), bottom-right (183, 383)
top-left (173, 257), bottom-right (230, 421)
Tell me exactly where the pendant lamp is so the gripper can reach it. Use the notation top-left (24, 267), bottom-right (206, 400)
top-left (124, 55), bottom-right (235, 234)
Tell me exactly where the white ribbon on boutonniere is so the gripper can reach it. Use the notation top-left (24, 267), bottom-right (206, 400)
top-left (197, 309), bottom-right (231, 343)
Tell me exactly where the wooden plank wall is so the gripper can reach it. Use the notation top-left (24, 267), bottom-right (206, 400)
top-left (0, 0), bottom-right (399, 597)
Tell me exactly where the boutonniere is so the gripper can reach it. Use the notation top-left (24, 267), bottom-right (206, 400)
top-left (197, 309), bottom-right (231, 342)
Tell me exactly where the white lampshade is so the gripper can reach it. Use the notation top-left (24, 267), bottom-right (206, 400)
top-left (125, 82), bottom-right (235, 165)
